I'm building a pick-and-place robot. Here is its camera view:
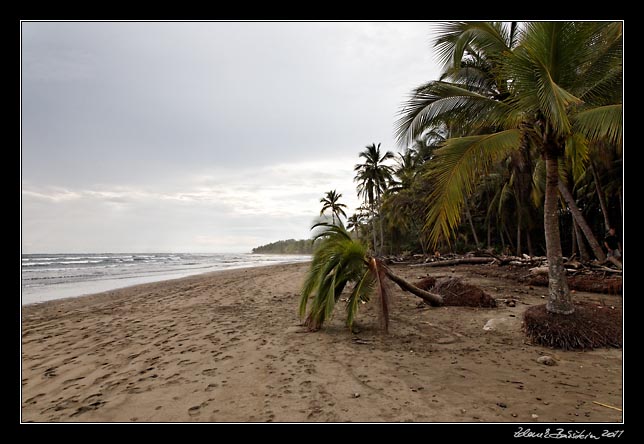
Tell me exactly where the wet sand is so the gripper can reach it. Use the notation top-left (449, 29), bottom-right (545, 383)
top-left (21, 262), bottom-right (623, 422)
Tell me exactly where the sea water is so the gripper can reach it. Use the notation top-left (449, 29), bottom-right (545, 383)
top-left (21, 253), bottom-right (310, 305)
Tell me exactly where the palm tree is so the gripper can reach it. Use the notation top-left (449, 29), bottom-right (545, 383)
top-left (319, 190), bottom-right (347, 226)
top-left (397, 22), bottom-right (622, 315)
top-left (354, 143), bottom-right (395, 255)
top-left (299, 223), bottom-right (442, 332)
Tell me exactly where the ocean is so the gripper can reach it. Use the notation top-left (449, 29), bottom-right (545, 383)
top-left (21, 252), bottom-right (311, 305)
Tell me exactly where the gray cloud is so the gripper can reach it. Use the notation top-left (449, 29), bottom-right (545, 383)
top-left (21, 21), bottom-right (440, 253)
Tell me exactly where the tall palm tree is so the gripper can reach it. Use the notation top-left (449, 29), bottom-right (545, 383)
top-left (319, 190), bottom-right (347, 226)
top-left (354, 143), bottom-right (395, 255)
top-left (397, 22), bottom-right (622, 315)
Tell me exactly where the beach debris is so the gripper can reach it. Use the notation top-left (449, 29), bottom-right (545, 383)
top-left (417, 276), bottom-right (497, 308)
top-left (497, 402), bottom-right (507, 408)
top-left (592, 401), bottom-right (622, 412)
top-left (531, 414), bottom-right (539, 419)
top-left (483, 317), bottom-right (515, 331)
top-left (537, 355), bottom-right (557, 366)
top-left (351, 337), bottom-right (371, 345)
top-left (410, 257), bottom-right (496, 268)
top-left (352, 393), bottom-right (360, 399)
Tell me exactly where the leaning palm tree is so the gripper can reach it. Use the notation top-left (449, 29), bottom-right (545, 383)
top-left (299, 222), bottom-right (442, 332)
top-left (397, 22), bottom-right (622, 315)
top-left (354, 143), bottom-right (395, 255)
top-left (319, 190), bottom-right (347, 225)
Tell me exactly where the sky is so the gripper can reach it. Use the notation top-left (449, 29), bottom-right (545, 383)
top-left (21, 21), bottom-right (442, 253)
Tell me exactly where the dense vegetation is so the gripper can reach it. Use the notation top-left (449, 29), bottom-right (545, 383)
top-left (252, 239), bottom-right (315, 255)
top-left (301, 22), bottom-right (621, 337)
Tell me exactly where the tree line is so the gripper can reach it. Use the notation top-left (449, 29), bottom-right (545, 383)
top-left (252, 239), bottom-right (316, 255)
top-left (316, 22), bottom-right (621, 319)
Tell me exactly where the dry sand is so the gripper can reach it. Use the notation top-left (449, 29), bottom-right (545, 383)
top-left (21, 262), bottom-right (623, 423)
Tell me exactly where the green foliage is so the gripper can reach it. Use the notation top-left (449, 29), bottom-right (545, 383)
top-left (396, 21), bottom-right (622, 250)
top-left (252, 239), bottom-right (316, 255)
top-left (299, 223), bottom-right (375, 331)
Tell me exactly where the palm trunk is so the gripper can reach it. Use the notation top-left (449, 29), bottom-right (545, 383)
top-left (516, 210), bottom-right (522, 257)
top-left (371, 213), bottom-right (378, 255)
top-left (377, 194), bottom-right (386, 256)
top-left (557, 180), bottom-right (606, 261)
top-left (379, 213), bottom-right (386, 257)
top-left (590, 160), bottom-right (611, 231)
top-left (571, 219), bottom-right (578, 258)
top-left (545, 153), bottom-right (573, 315)
top-left (411, 219), bottom-right (427, 255)
top-left (464, 198), bottom-right (480, 247)
top-left (503, 225), bottom-right (515, 251)
top-left (526, 230), bottom-right (534, 257)
top-left (487, 216), bottom-right (492, 250)
top-left (500, 225), bottom-right (506, 251)
top-left (574, 219), bottom-right (590, 261)
top-left (382, 266), bottom-right (443, 306)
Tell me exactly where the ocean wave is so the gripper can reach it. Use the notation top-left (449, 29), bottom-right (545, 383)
top-left (59, 260), bottom-right (104, 265)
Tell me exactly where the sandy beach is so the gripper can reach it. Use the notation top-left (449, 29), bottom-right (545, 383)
top-left (21, 262), bottom-right (623, 423)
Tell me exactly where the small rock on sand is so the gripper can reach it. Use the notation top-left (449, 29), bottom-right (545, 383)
top-left (537, 356), bottom-right (557, 366)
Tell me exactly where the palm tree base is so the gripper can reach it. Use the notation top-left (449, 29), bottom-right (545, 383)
top-left (523, 303), bottom-right (622, 350)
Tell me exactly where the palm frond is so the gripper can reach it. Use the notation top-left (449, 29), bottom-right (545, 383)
top-left (498, 181), bottom-right (514, 221)
top-left (299, 223), bottom-right (370, 330)
top-left (433, 21), bottom-right (513, 70)
top-left (572, 104), bottom-right (622, 145)
top-left (531, 158), bottom-right (546, 207)
top-left (395, 80), bottom-right (512, 148)
top-left (346, 268), bottom-right (375, 330)
top-left (565, 133), bottom-right (590, 182)
top-left (423, 129), bottom-right (522, 248)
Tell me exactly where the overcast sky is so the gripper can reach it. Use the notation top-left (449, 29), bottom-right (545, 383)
top-left (21, 21), bottom-right (441, 253)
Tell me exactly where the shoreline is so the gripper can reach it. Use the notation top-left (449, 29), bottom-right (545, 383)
top-left (22, 257), bottom-right (311, 307)
top-left (22, 262), bottom-right (622, 423)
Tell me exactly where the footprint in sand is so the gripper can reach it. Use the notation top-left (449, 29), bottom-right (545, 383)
top-left (24, 393), bottom-right (45, 404)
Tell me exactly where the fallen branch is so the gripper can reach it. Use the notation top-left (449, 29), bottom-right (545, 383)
top-left (605, 256), bottom-right (623, 269)
top-left (409, 257), bottom-right (495, 268)
top-left (591, 265), bottom-right (622, 274)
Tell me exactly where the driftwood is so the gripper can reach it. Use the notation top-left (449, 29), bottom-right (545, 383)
top-left (409, 257), bottom-right (495, 268)
top-left (591, 265), bottom-right (623, 274)
top-left (527, 274), bottom-right (622, 294)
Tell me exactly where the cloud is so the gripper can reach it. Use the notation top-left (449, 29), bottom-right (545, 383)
top-left (21, 22), bottom-right (440, 253)
top-left (21, 157), bottom-right (366, 253)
